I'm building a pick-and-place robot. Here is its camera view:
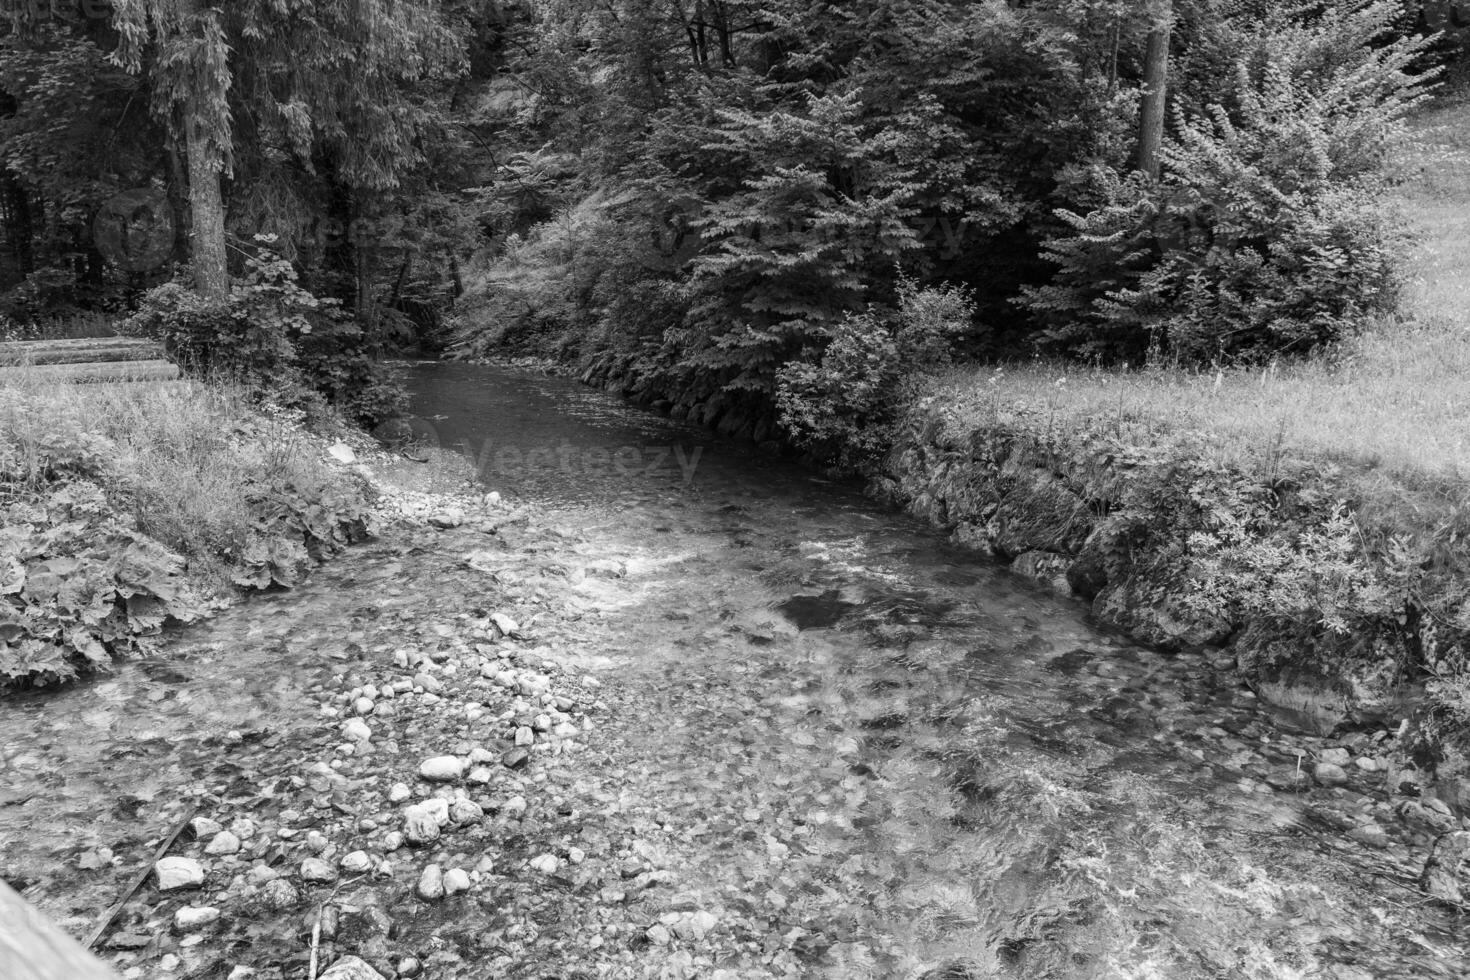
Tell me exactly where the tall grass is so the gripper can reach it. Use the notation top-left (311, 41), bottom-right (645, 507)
top-left (0, 378), bottom-right (347, 587)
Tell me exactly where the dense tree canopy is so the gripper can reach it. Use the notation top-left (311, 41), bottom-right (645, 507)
top-left (0, 1), bottom-right (1454, 425)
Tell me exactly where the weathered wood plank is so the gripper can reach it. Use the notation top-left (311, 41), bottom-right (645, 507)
top-left (0, 342), bottom-right (165, 367)
top-left (0, 360), bottom-right (180, 384)
top-left (0, 881), bottom-right (121, 980)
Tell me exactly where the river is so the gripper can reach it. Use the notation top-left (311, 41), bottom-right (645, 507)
top-left (1, 360), bottom-right (1465, 980)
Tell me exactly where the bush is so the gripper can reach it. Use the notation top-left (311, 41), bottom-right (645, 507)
top-left (0, 381), bottom-right (374, 689)
top-left (776, 279), bottom-right (976, 471)
top-left (1021, 0), bottom-right (1431, 364)
top-left (122, 242), bottom-right (406, 426)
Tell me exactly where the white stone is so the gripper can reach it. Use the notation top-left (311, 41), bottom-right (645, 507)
top-left (449, 800), bottom-right (484, 826)
top-left (568, 847), bottom-right (586, 865)
top-left (383, 832), bottom-right (404, 852)
top-left (343, 718), bottom-right (372, 742)
top-left (229, 817), bottom-right (258, 840)
top-left (515, 727), bottom-right (535, 747)
top-left (205, 830), bottom-right (241, 856)
top-left (173, 906), bottom-right (220, 932)
top-left (155, 857), bottom-right (205, 891)
top-left (318, 956), bottom-right (386, 980)
top-left (420, 797), bottom-right (451, 826)
top-left (491, 613), bottom-right (519, 636)
top-left (327, 442), bottom-right (357, 464)
top-left (190, 817), bottom-right (223, 839)
top-left (341, 851), bottom-right (372, 874)
top-left (403, 806), bottom-right (441, 846)
top-left (467, 766), bottom-right (494, 785)
top-left (529, 854), bottom-right (558, 874)
top-left (417, 864), bottom-right (446, 901)
top-left (502, 795), bottom-right (527, 817)
top-left (389, 782), bottom-right (412, 803)
top-left (418, 756), bottom-right (463, 782)
top-left (443, 868), bottom-right (472, 895)
top-left (354, 697), bottom-right (375, 716)
top-left (300, 858), bottom-right (337, 883)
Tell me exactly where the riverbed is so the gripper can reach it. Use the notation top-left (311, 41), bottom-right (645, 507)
top-left (1, 360), bottom-right (1466, 980)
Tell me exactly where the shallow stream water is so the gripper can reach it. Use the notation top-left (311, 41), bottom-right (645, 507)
top-left (1, 361), bottom-right (1467, 979)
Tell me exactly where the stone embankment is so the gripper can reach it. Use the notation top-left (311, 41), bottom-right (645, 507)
top-left (871, 395), bottom-right (1470, 831)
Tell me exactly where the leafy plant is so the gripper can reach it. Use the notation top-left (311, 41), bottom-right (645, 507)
top-left (777, 279), bottom-right (976, 471)
top-left (1021, 0), bottom-right (1431, 364)
top-left (0, 481), bottom-right (206, 689)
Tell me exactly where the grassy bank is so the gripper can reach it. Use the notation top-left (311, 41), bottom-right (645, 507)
top-left (0, 378), bottom-right (372, 688)
top-left (886, 100), bottom-right (1470, 803)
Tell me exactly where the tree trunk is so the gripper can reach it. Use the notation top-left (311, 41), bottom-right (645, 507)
top-left (184, 106), bottom-right (229, 300)
top-left (1133, 0), bottom-right (1173, 180)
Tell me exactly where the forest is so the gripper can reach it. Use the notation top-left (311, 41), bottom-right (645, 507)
top-left (0, 1), bottom-right (1461, 446)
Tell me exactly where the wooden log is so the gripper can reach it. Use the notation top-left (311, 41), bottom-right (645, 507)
top-left (0, 881), bottom-right (121, 980)
top-left (0, 360), bottom-right (181, 384)
top-left (0, 340), bottom-right (165, 367)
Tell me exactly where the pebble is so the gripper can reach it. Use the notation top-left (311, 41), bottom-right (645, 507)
top-left (515, 726), bottom-right (535, 747)
top-left (419, 756), bottom-right (464, 782)
top-left (230, 818), bottom-right (258, 840)
top-left (450, 799), bottom-right (484, 826)
top-left (173, 907), bottom-right (221, 932)
top-left (569, 847), bottom-right (586, 865)
top-left (343, 718), bottom-right (372, 742)
top-left (413, 672), bottom-right (443, 694)
top-left (205, 830), bottom-right (241, 856)
top-left (491, 613), bottom-right (519, 636)
top-left (341, 850), bottom-right (372, 874)
top-left (443, 868), bottom-right (472, 894)
top-left (403, 805), bottom-right (442, 846)
top-left (190, 817), bottom-right (223, 839)
top-left (389, 782), bottom-right (412, 804)
top-left (1314, 762), bottom-right (1350, 787)
top-left (501, 747), bottom-right (531, 769)
top-left (318, 956), bottom-right (386, 980)
top-left (529, 854), bottom-right (559, 873)
top-left (503, 795), bottom-right (528, 818)
top-left (301, 858), bottom-right (337, 883)
top-left (306, 830), bottom-right (329, 854)
top-left (383, 831), bottom-right (405, 852)
top-left (467, 766), bottom-right (494, 785)
top-left (354, 697), bottom-right (375, 716)
top-left (260, 878), bottom-right (300, 911)
top-left (417, 864), bottom-right (446, 901)
top-left (155, 857), bottom-right (205, 891)
top-left (1320, 747), bottom-right (1351, 766)
top-left (646, 924), bottom-right (672, 946)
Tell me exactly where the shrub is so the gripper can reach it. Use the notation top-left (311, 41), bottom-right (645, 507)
top-left (777, 279), bottom-right (976, 471)
top-left (0, 381), bottom-right (374, 688)
top-left (1021, 0), bottom-right (1431, 364)
top-left (122, 241), bottom-right (406, 426)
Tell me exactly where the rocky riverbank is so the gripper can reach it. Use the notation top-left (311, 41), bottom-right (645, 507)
top-left (871, 392), bottom-right (1470, 842)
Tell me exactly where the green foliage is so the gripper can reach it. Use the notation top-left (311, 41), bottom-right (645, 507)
top-left (0, 381), bottom-right (376, 689)
top-left (0, 480), bottom-right (204, 689)
top-left (1022, 0), bottom-right (1432, 363)
top-left (777, 280), bottom-right (975, 471)
top-left (122, 242), bottom-right (406, 425)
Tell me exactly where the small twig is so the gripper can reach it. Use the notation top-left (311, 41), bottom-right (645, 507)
top-left (307, 908), bottom-right (323, 980)
top-left (85, 806), bottom-right (198, 951)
